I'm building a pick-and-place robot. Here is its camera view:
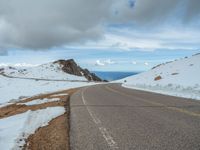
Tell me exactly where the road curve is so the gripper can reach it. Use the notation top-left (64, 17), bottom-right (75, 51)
top-left (70, 83), bottom-right (200, 150)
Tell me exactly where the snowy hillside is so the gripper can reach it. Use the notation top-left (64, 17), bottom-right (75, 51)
top-left (0, 60), bottom-right (101, 105)
top-left (0, 107), bottom-right (65, 150)
top-left (118, 54), bottom-right (200, 100)
top-left (1, 62), bottom-right (87, 81)
top-left (0, 59), bottom-right (103, 149)
top-left (0, 75), bottom-right (95, 104)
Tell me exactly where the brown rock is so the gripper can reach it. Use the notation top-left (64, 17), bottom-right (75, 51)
top-left (54, 59), bottom-right (103, 82)
top-left (154, 75), bottom-right (162, 81)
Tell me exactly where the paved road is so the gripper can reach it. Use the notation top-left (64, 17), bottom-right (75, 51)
top-left (70, 83), bottom-right (200, 150)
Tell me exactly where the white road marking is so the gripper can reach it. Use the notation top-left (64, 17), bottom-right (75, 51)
top-left (81, 90), bottom-right (101, 124)
top-left (81, 88), bottom-right (119, 149)
top-left (99, 127), bottom-right (119, 149)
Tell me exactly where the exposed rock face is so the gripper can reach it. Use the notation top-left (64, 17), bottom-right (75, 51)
top-left (54, 59), bottom-right (103, 82)
top-left (154, 75), bottom-right (162, 81)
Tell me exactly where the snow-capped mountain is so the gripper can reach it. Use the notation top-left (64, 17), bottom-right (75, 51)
top-left (118, 53), bottom-right (200, 100)
top-left (0, 59), bottom-right (102, 82)
top-left (1, 63), bottom-right (87, 81)
top-left (0, 59), bottom-right (102, 104)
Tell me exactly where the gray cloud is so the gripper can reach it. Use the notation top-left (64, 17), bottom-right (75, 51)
top-left (183, 0), bottom-right (200, 23)
top-left (0, 0), bottom-right (199, 51)
top-left (0, 0), bottom-right (115, 49)
top-left (132, 0), bottom-right (200, 25)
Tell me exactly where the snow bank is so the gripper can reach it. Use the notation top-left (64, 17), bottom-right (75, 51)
top-left (0, 75), bottom-right (95, 104)
top-left (0, 103), bottom-right (14, 108)
top-left (0, 107), bottom-right (65, 150)
top-left (18, 98), bottom-right (60, 106)
top-left (118, 54), bottom-right (200, 100)
top-left (51, 93), bottom-right (68, 96)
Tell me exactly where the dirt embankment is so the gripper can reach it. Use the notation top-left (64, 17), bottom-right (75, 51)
top-left (25, 113), bottom-right (69, 150)
top-left (0, 88), bottom-right (78, 150)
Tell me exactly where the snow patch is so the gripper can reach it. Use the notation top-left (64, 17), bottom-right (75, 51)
top-left (0, 75), bottom-right (95, 104)
top-left (51, 93), bottom-right (69, 97)
top-left (18, 98), bottom-right (60, 106)
top-left (0, 107), bottom-right (65, 150)
top-left (0, 103), bottom-right (14, 108)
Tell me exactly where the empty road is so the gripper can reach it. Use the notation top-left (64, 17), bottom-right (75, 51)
top-left (70, 83), bottom-right (200, 150)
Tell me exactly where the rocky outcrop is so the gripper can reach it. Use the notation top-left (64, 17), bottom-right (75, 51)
top-left (54, 59), bottom-right (103, 82)
top-left (154, 75), bottom-right (162, 81)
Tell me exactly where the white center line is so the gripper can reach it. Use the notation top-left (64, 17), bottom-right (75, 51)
top-left (81, 90), bottom-right (101, 124)
top-left (99, 127), bottom-right (119, 149)
top-left (81, 88), bottom-right (119, 149)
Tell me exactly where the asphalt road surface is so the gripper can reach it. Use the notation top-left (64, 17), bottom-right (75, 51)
top-left (70, 83), bottom-right (200, 150)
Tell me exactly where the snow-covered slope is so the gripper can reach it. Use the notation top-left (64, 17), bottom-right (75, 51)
top-left (0, 60), bottom-right (100, 104)
top-left (0, 75), bottom-right (95, 104)
top-left (118, 54), bottom-right (200, 100)
top-left (0, 60), bottom-right (102, 150)
top-left (0, 107), bottom-right (65, 150)
top-left (1, 62), bottom-right (87, 81)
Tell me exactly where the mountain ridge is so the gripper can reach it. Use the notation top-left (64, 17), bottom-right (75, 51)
top-left (0, 59), bottom-right (103, 82)
top-left (54, 59), bottom-right (102, 81)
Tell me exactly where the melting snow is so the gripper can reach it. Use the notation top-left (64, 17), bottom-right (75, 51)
top-left (0, 75), bottom-right (94, 104)
top-left (18, 98), bottom-right (60, 106)
top-left (0, 107), bottom-right (65, 150)
top-left (51, 93), bottom-right (69, 96)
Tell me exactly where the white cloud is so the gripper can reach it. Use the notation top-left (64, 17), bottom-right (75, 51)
top-left (144, 62), bottom-right (149, 66)
top-left (95, 59), bottom-right (116, 66)
top-left (72, 26), bottom-right (200, 52)
top-left (132, 61), bottom-right (137, 65)
top-left (95, 60), bottom-right (105, 66)
top-left (104, 28), bottom-right (200, 51)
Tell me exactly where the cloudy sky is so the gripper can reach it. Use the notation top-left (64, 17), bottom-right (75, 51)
top-left (0, 0), bottom-right (199, 71)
